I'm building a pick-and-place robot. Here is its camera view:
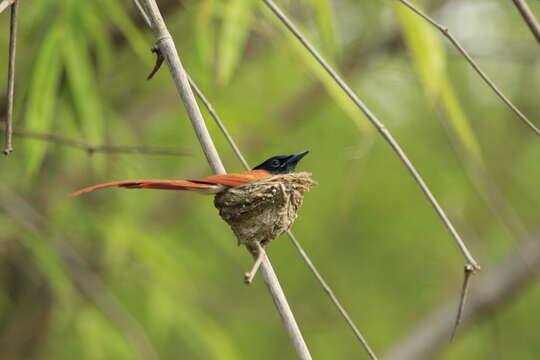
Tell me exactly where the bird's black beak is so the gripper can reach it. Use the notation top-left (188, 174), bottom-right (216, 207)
top-left (286, 151), bottom-right (309, 166)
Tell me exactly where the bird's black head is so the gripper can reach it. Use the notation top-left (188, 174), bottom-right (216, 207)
top-left (253, 151), bottom-right (309, 175)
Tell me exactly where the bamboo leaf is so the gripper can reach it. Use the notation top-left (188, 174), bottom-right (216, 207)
top-left (98, 0), bottom-right (151, 65)
top-left (18, 233), bottom-right (73, 305)
top-left (395, 2), bottom-right (445, 99)
top-left (195, 0), bottom-right (216, 76)
top-left (63, 22), bottom-right (104, 145)
top-left (24, 25), bottom-right (64, 178)
top-left (81, 3), bottom-right (114, 70)
top-left (76, 307), bottom-right (132, 360)
top-left (218, 0), bottom-right (255, 85)
top-left (396, 2), bottom-right (481, 160)
top-left (24, 0), bottom-right (55, 33)
top-left (309, 0), bottom-right (339, 55)
top-left (269, 14), bottom-right (371, 134)
top-left (441, 81), bottom-right (482, 160)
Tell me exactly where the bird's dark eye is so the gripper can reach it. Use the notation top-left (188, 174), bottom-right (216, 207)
top-left (270, 159), bottom-right (281, 168)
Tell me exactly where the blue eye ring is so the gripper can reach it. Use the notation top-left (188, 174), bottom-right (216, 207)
top-left (270, 159), bottom-right (281, 167)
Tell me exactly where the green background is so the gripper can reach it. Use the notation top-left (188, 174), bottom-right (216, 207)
top-left (1, 0), bottom-right (539, 359)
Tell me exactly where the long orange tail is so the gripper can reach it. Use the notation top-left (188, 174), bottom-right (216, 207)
top-left (68, 180), bottom-right (221, 197)
top-left (68, 170), bottom-right (272, 197)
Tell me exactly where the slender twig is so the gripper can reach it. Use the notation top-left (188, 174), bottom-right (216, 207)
top-left (383, 235), bottom-right (540, 360)
top-left (511, 0), bottom-right (540, 43)
top-left (245, 242), bottom-right (267, 284)
top-left (450, 264), bottom-right (474, 341)
top-left (132, 0), bottom-right (150, 26)
top-left (0, 185), bottom-right (159, 360)
top-left (188, 60), bottom-right (378, 358)
top-left (0, 126), bottom-right (191, 156)
top-left (132, 0), bottom-right (151, 26)
top-left (261, 0), bottom-right (480, 270)
top-left (398, 0), bottom-right (540, 136)
top-left (3, 0), bottom-right (18, 155)
top-left (0, 0), bottom-right (15, 14)
top-left (137, 1), bottom-right (312, 359)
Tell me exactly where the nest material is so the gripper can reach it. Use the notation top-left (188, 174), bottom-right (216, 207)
top-left (214, 172), bottom-right (316, 249)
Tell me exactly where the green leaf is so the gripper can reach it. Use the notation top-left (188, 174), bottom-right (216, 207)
top-left (24, 25), bottom-right (64, 178)
top-left (24, 0), bottom-right (56, 33)
top-left (63, 22), bottom-right (104, 145)
top-left (395, 2), bottom-right (445, 99)
top-left (81, 3), bottom-right (114, 71)
top-left (267, 12), bottom-right (371, 134)
top-left (18, 233), bottom-right (73, 305)
top-left (98, 0), bottom-right (151, 66)
top-left (195, 0), bottom-right (216, 76)
top-left (76, 307), bottom-right (132, 360)
top-left (441, 81), bottom-right (482, 160)
top-left (395, 2), bottom-right (481, 160)
top-left (218, 0), bottom-right (255, 85)
top-left (309, 0), bottom-right (339, 55)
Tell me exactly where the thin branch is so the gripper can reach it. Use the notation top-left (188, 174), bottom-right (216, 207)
top-left (132, 0), bottom-right (151, 27)
top-left (3, 0), bottom-right (18, 155)
top-left (398, 0), bottom-right (540, 136)
top-left (136, 1), bottom-right (312, 359)
top-left (0, 126), bottom-right (191, 156)
top-left (0, 185), bottom-right (159, 360)
top-left (0, 0), bottom-right (15, 14)
top-left (261, 0), bottom-right (480, 270)
top-left (450, 264), bottom-right (474, 341)
top-left (244, 242), bottom-right (267, 284)
top-left (511, 0), bottom-right (540, 43)
top-left (383, 234), bottom-right (540, 360)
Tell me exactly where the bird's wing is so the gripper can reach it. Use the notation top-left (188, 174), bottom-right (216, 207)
top-left (68, 170), bottom-right (272, 197)
top-left (191, 170), bottom-right (271, 187)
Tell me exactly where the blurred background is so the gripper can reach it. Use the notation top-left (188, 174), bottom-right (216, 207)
top-left (1, 0), bottom-right (539, 359)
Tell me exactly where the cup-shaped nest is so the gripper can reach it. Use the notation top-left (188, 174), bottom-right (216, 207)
top-left (214, 172), bottom-right (316, 249)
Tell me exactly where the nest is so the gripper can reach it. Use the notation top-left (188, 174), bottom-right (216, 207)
top-left (214, 172), bottom-right (316, 250)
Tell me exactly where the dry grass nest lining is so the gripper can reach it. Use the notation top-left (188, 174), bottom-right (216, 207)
top-left (214, 172), bottom-right (316, 249)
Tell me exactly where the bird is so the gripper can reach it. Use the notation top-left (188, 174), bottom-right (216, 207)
top-left (68, 151), bottom-right (309, 197)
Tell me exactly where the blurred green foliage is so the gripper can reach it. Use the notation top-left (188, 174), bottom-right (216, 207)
top-left (1, 0), bottom-right (540, 359)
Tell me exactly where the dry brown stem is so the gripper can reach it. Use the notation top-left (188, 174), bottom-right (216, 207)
top-left (3, 0), bottom-right (18, 154)
top-left (450, 264), bottom-right (475, 341)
